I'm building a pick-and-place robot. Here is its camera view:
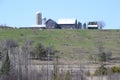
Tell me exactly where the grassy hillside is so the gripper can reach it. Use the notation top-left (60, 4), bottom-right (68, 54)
top-left (0, 29), bottom-right (120, 62)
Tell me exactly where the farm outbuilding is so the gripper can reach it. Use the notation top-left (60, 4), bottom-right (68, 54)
top-left (87, 22), bottom-right (99, 29)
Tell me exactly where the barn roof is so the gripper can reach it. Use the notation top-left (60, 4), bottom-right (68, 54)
top-left (57, 19), bottom-right (76, 24)
top-left (46, 19), bottom-right (57, 24)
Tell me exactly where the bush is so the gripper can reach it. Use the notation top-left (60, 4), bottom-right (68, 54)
top-left (111, 66), bottom-right (120, 73)
top-left (85, 71), bottom-right (91, 76)
top-left (54, 72), bottom-right (61, 80)
top-left (20, 33), bottom-right (24, 36)
top-left (94, 65), bottom-right (108, 76)
top-left (65, 70), bottom-right (71, 80)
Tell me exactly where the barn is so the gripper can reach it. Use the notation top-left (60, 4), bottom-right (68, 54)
top-left (46, 19), bottom-right (60, 29)
top-left (57, 19), bottom-right (77, 29)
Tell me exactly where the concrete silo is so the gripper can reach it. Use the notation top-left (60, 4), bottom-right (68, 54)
top-left (42, 17), bottom-right (47, 25)
top-left (36, 11), bottom-right (42, 25)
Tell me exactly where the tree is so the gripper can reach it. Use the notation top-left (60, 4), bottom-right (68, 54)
top-left (0, 40), bottom-right (18, 75)
top-left (53, 55), bottom-right (59, 80)
top-left (83, 23), bottom-right (87, 29)
top-left (96, 40), bottom-right (105, 63)
top-left (65, 70), bottom-right (71, 80)
top-left (98, 52), bottom-right (107, 62)
top-left (77, 22), bottom-right (82, 29)
top-left (98, 21), bottom-right (106, 29)
top-left (0, 51), bottom-right (1, 60)
top-left (0, 50), bottom-right (10, 75)
top-left (34, 43), bottom-right (56, 60)
top-left (35, 43), bottom-right (46, 59)
top-left (3, 39), bottom-right (18, 49)
top-left (94, 65), bottom-right (108, 76)
top-left (106, 51), bottom-right (112, 61)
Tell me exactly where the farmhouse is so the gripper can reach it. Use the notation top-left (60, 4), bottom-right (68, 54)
top-left (57, 19), bottom-right (77, 29)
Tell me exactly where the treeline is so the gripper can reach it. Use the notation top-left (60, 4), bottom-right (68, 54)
top-left (0, 39), bottom-right (87, 80)
top-left (0, 25), bottom-right (13, 29)
top-left (0, 39), bottom-right (60, 80)
top-left (0, 39), bottom-right (120, 80)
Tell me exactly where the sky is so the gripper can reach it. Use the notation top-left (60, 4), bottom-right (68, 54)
top-left (0, 0), bottom-right (120, 29)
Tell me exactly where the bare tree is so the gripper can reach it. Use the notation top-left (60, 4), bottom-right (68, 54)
top-left (98, 21), bottom-right (106, 29)
top-left (0, 40), bottom-right (18, 80)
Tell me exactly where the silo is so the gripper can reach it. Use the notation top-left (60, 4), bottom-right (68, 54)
top-left (36, 11), bottom-right (42, 25)
top-left (42, 17), bottom-right (47, 25)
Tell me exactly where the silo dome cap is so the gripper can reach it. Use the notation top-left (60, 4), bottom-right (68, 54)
top-left (42, 17), bottom-right (46, 19)
top-left (36, 11), bottom-right (41, 14)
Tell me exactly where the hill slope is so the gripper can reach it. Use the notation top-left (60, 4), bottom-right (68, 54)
top-left (0, 29), bottom-right (120, 62)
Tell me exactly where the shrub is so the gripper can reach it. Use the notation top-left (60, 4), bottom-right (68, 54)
top-left (20, 33), bottom-right (24, 36)
top-left (85, 71), bottom-right (91, 76)
top-left (111, 66), bottom-right (120, 73)
top-left (65, 70), bottom-right (71, 80)
top-left (54, 72), bottom-right (61, 80)
top-left (94, 65), bottom-right (108, 76)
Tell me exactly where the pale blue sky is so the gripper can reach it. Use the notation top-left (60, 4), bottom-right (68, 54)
top-left (0, 0), bottom-right (120, 29)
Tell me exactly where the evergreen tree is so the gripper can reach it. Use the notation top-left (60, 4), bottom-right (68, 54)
top-left (77, 22), bottom-right (82, 29)
top-left (99, 52), bottom-right (106, 62)
top-left (35, 43), bottom-right (46, 59)
top-left (83, 23), bottom-right (87, 29)
top-left (1, 50), bottom-right (10, 75)
top-left (94, 65), bottom-right (108, 76)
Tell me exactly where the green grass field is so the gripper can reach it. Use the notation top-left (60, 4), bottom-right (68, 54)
top-left (0, 29), bottom-right (120, 62)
